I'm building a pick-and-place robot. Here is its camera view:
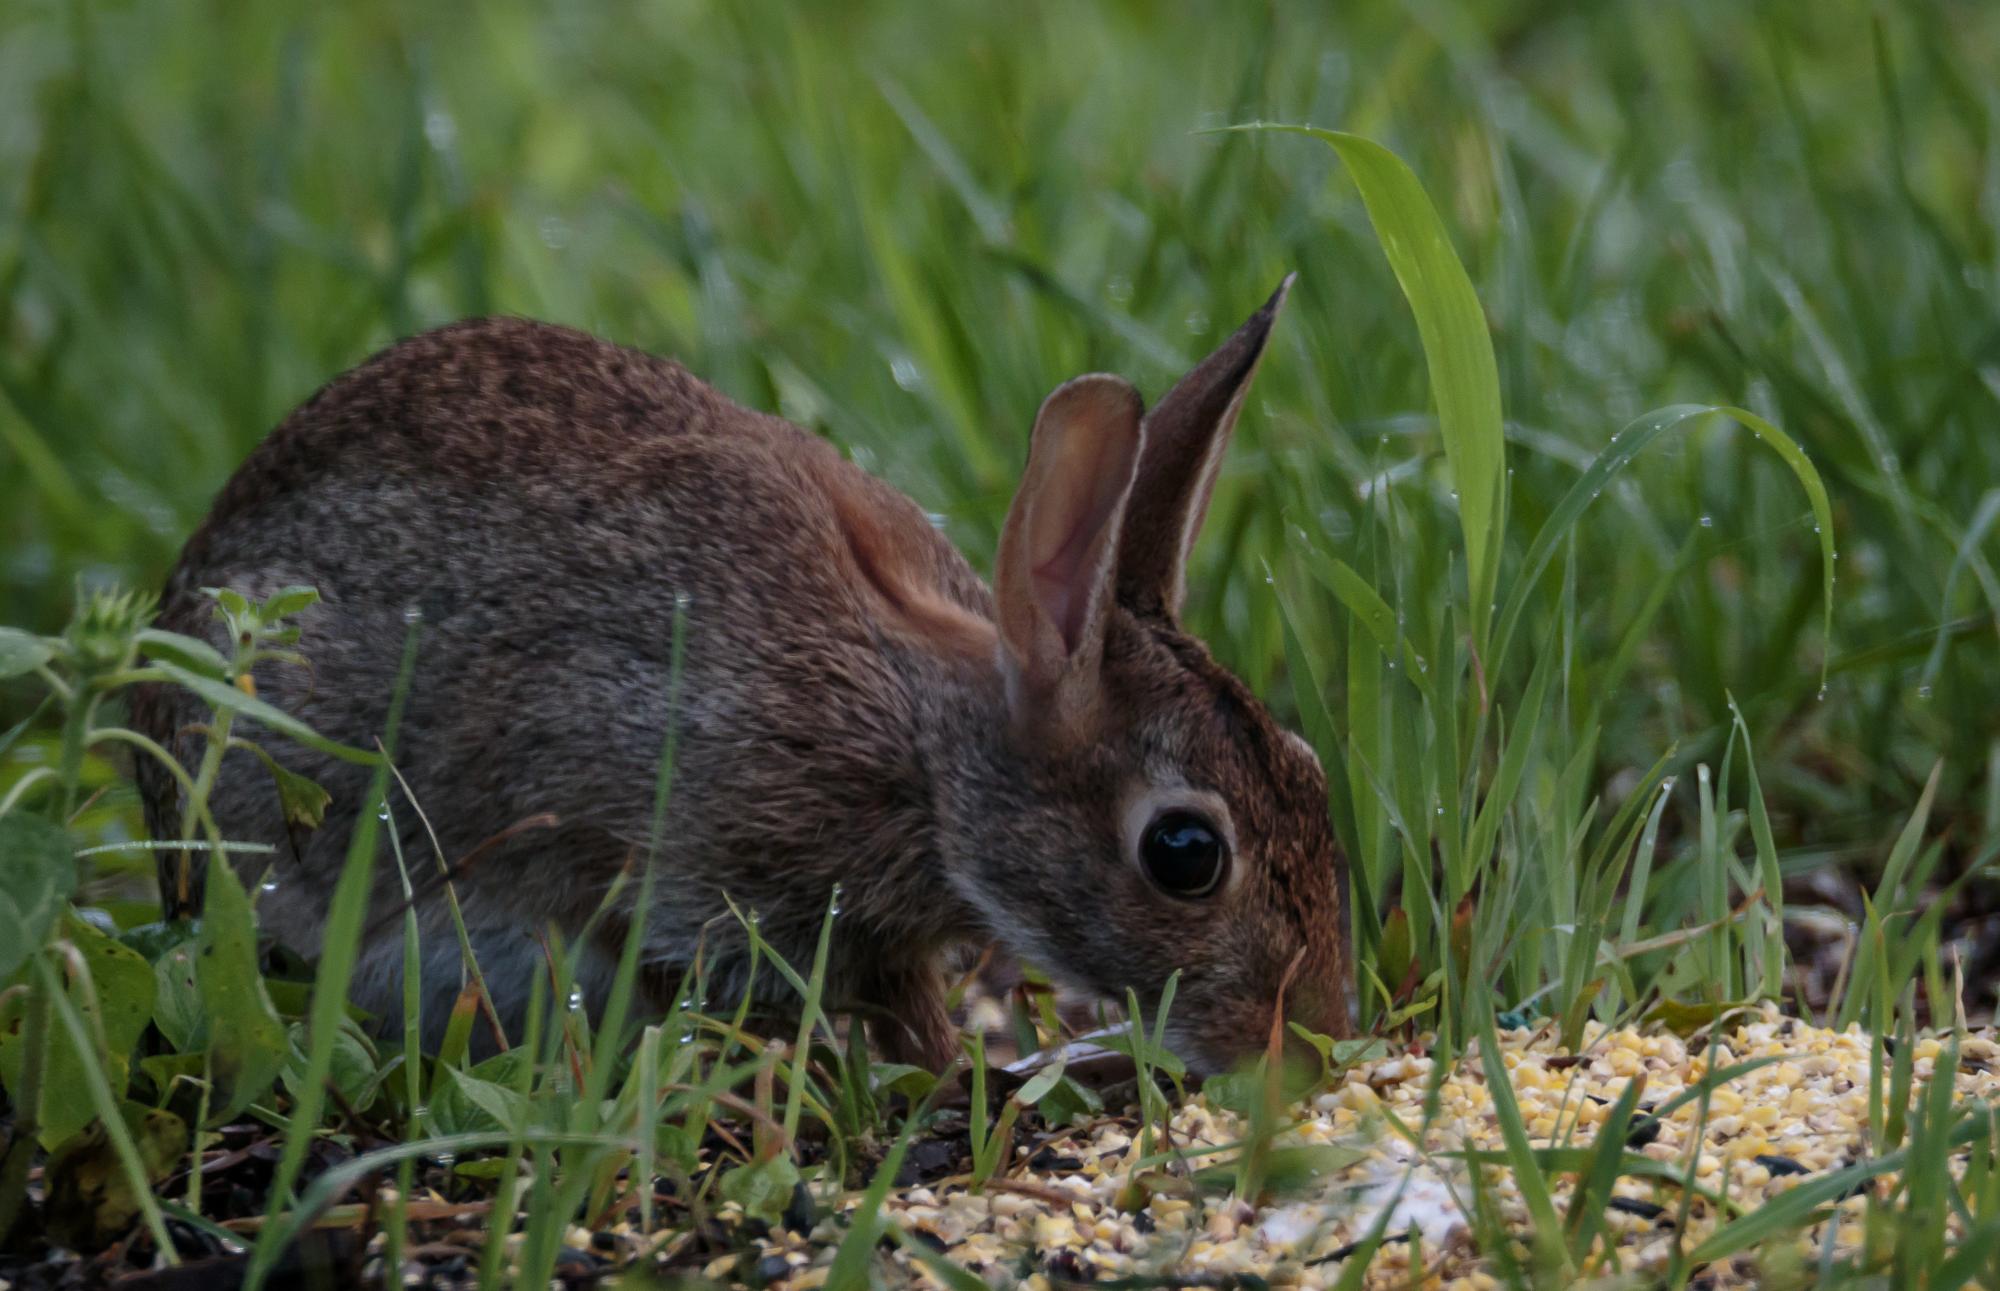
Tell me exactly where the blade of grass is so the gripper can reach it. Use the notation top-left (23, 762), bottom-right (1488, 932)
top-left (1230, 123), bottom-right (1507, 649)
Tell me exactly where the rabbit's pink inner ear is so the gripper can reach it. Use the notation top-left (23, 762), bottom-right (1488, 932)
top-left (995, 374), bottom-right (1144, 694)
top-left (1117, 276), bottom-right (1292, 618)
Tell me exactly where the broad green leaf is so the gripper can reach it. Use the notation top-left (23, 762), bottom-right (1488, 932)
top-left (152, 942), bottom-right (206, 1051)
top-left (1013, 1057), bottom-right (1067, 1107)
top-left (197, 861), bottom-right (288, 1124)
top-left (119, 919), bottom-right (200, 964)
top-left (260, 586), bottom-right (322, 622)
top-left (134, 628), bottom-right (230, 681)
top-left (235, 740), bottom-right (333, 830)
top-left (719, 1154), bottom-right (802, 1225)
top-left (869, 1062), bottom-right (938, 1101)
top-left (1032, 1073), bottom-right (1103, 1127)
top-left (145, 662), bottom-right (379, 765)
top-left (0, 912), bottom-right (155, 1148)
top-left (0, 814), bottom-right (77, 979)
top-left (430, 1052), bottom-right (535, 1136)
top-left (282, 1020), bottom-right (379, 1110)
top-left (0, 627), bottom-right (56, 680)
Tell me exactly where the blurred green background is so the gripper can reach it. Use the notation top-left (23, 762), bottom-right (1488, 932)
top-left (3, 0), bottom-right (1998, 910)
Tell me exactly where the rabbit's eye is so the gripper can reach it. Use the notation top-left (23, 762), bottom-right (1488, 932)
top-left (1140, 810), bottom-right (1228, 898)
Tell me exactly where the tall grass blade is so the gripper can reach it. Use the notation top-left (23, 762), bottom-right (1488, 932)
top-left (245, 620), bottom-right (422, 1291)
top-left (1233, 123), bottom-right (1507, 649)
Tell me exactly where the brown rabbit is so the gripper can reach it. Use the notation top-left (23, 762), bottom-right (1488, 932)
top-left (133, 278), bottom-right (1349, 1072)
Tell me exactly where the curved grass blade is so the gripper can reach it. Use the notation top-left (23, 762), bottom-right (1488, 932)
top-left (1490, 404), bottom-right (1836, 687)
top-left (1922, 487), bottom-right (2000, 691)
top-left (1226, 123), bottom-right (1506, 649)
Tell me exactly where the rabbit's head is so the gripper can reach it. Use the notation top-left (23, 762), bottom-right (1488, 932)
top-left (939, 277), bottom-right (1349, 1074)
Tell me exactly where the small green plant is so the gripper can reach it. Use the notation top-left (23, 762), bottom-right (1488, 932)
top-left (0, 583), bottom-right (361, 1253)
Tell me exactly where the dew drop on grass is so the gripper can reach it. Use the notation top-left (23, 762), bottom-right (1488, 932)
top-left (423, 111), bottom-right (457, 151)
top-left (376, 803), bottom-right (391, 823)
top-left (1105, 276), bottom-right (1133, 304)
top-left (1184, 310), bottom-right (1210, 335)
top-left (259, 877), bottom-right (279, 894)
top-left (1699, 515), bottom-right (1714, 528)
top-left (567, 987), bottom-right (585, 1010)
top-left (1918, 685), bottom-right (1934, 701)
top-left (829, 882), bottom-right (844, 917)
top-left (402, 603), bottom-right (424, 625)
top-left (890, 356), bottom-right (922, 391)
top-left (1817, 685), bottom-right (1829, 702)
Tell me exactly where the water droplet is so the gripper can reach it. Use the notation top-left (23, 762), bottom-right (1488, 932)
top-left (423, 111), bottom-right (457, 151)
top-left (674, 590), bottom-right (692, 614)
top-left (1378, 434), bottom-right (1390, 447)
top-left (259, 877), bottom-right (279, 894)
top-left (1448, 490), bottom-right (1460, 501)
top-left (1184, 310), bottom-right (1210, 335)
top-left (1105, 276), bottom-right (1133, 304)
top-left (411, 1103), bottom-right (429, 1121)
top-left (925, 512), bottom-right (948, 530)
top-left (538, 215), bottom-right (571, 250)
top-left (376, 803), bottom-right (392, 823)
top-left (1816, 685), bottom-right (1829, 702)
top-left (434, 1151), bottom-right (456, 1169)
top-left (402, 603), bottom-right (424, 625)
top-left (829, 883), bottom-right (844, 916)
top-left (1698, 515), bottom-right (1714, 528)
top-left (889, 356), bottom-right (922, 391)
top-left (567, 987), bottom-right (585, 1010)
top-left (1917, 684), bottom-right (1934, 701)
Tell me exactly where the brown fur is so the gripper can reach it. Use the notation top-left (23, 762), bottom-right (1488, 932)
top-left (133, 281), bottom-right (1349, 1073)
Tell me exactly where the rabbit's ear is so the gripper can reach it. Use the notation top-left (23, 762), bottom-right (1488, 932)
top-left (1116, 276), bottom-right (1292, 619)
top-left (994, 374), bottom-right (1144, 735)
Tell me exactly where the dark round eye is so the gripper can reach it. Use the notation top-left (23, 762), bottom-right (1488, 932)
top-left (1139, 810), bottom-right (1228, 898)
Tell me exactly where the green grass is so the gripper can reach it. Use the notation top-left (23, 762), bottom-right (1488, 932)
top-left (4, 0), bottom-right (2000, 1285)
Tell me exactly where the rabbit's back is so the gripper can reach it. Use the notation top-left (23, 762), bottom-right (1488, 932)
top-left (140, 318), bottom-right (991, 1037)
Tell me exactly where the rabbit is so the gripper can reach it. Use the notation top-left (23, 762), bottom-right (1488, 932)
top-left (132, 277), bottom-right (1350, 1073)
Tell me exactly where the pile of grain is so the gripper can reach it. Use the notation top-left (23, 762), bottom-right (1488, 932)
top-left (738, 1010), bottom-right (1999, 1288)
